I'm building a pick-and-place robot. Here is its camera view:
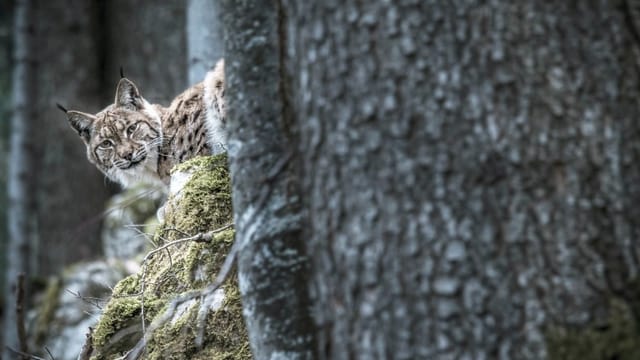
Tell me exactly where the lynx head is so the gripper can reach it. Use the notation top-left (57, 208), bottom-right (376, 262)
top-left (62, 77), bottom-right (164, 187)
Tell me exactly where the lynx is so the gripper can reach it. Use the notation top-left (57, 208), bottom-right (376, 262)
top-left (61, 60), bottom-right (226, 190)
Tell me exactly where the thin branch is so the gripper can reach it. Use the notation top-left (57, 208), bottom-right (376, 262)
top-left (142, 223), bottom-right (234, 266)
top-left (65, 289), bottom-right (105, 310)
top-left (44, 346), bottom-right (55, 360)
top-left (5, 346), bottom-right (46, 360)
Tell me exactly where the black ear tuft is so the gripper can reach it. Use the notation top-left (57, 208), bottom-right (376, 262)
top-left (56, 103), bottom-right (68, 113)
top-left (120, 66), bottom-right (124, 79)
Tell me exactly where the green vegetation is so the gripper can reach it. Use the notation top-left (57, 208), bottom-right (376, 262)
top-left (89, 154), bottom-right (249, 359)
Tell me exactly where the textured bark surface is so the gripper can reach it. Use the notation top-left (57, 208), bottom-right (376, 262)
top-left (219, 0), bottom-right (317, 358)
top-left (285, 1), bottom-right (640, 358)
top-left (3, 0), bottom-right (36, 357)
top-left (35, 0), bottom-right (112, 275)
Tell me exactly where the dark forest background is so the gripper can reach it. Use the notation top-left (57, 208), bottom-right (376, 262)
top-left (0, 0), bottom-right (221, 349)
top-left (0, 0), bottom-right (193, 283)
top-left (0, 0), bottom-right (14, 295)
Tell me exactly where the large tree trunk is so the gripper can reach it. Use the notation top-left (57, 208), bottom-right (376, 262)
top-left (34, 0), bottom-right (112, 275)
top-left (2, 0), bottom-right (37, 357)
top-left (284, 1), bottom-right (640, 358)
top-left (225, 1), bottom-right (640, 358)
top-left (219, 0), bottom-right (318, 358)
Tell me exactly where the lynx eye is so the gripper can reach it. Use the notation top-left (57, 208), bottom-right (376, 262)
top-left (99, 139), bottom-right (114, 149)
top-left (127, 123), bottom-right (139, 135)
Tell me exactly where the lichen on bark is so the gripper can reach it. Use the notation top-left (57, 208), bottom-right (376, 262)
top-left (88, 154), bottom-right (250, 360)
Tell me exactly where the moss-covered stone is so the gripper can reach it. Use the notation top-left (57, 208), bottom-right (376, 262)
top-left (89, 154), bottom-right (249, 359)
top-left (92, 297), bottom-right (165, 355)
top-left (164, 153), bottom-right (232, 233)
top-left (546, 296), bottom-right (640, 360)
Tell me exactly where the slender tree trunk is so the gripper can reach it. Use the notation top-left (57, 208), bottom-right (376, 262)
top-left (2, 0), bottom-right (36, 357)
top-left (218, 0), bottom-right (317, 358)
top-left (0, 0), bottom-right (15, 307)
top-left (187, 0), bottom-right (223, 85)
top-left (283, 1), bottom-right (640, 358)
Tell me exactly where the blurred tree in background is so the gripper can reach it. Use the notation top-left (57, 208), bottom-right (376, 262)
top-left (0, 0), bottom-right (13, 303)
top-left (1, 0), bottom-right (190, 356)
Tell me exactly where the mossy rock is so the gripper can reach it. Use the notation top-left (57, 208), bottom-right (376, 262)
top-left (89, 154), bottom-right (250, 359)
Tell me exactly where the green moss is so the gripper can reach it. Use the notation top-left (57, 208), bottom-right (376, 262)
top-left (90, 154), bottom-right (248, 359)
top-left (163, 154), bottom-right (232, 233)
top-left (184, 229), bottom-right (235, 288)
top-left (92, 297), bottom-right (165, 350)
top-left (202, 279), bottom-right (251, 360)
top-left (143, 276), bottom-right (250, 360)
top-left (112, 274), bottom-right (140, 296)
top-left (546, 297), bottom-right (640, 360)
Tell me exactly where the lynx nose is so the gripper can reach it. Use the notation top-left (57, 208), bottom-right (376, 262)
top-left (122, 152), bottom-right (133, 161)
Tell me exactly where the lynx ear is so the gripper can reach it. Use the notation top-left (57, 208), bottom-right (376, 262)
top-left (115, 78), bottom-right (143, 110)
top-left (66, 110), bottom-right (95, 143)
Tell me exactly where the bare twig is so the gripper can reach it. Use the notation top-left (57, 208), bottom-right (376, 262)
top-left (142, 223), bottom-right (234, 266)
top-left (44, 346), bottom-right (55, 360)
top-left (5, 346), bottom-right (46, 360)
top-left (65, 289), bottom-right (105, 310)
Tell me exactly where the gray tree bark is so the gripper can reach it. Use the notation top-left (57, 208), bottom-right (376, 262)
top-left (2, 0), bottom-right (36, 357)
top-left (218, 0), bottom-right (318, 358)
top-left (283, 1), bottom-right (640, 358)
top-left (187, 0), bottom-right (223, 85)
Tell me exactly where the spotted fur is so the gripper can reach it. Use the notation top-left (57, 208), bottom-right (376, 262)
top-left (64, 60), bottom-right (226, 189)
